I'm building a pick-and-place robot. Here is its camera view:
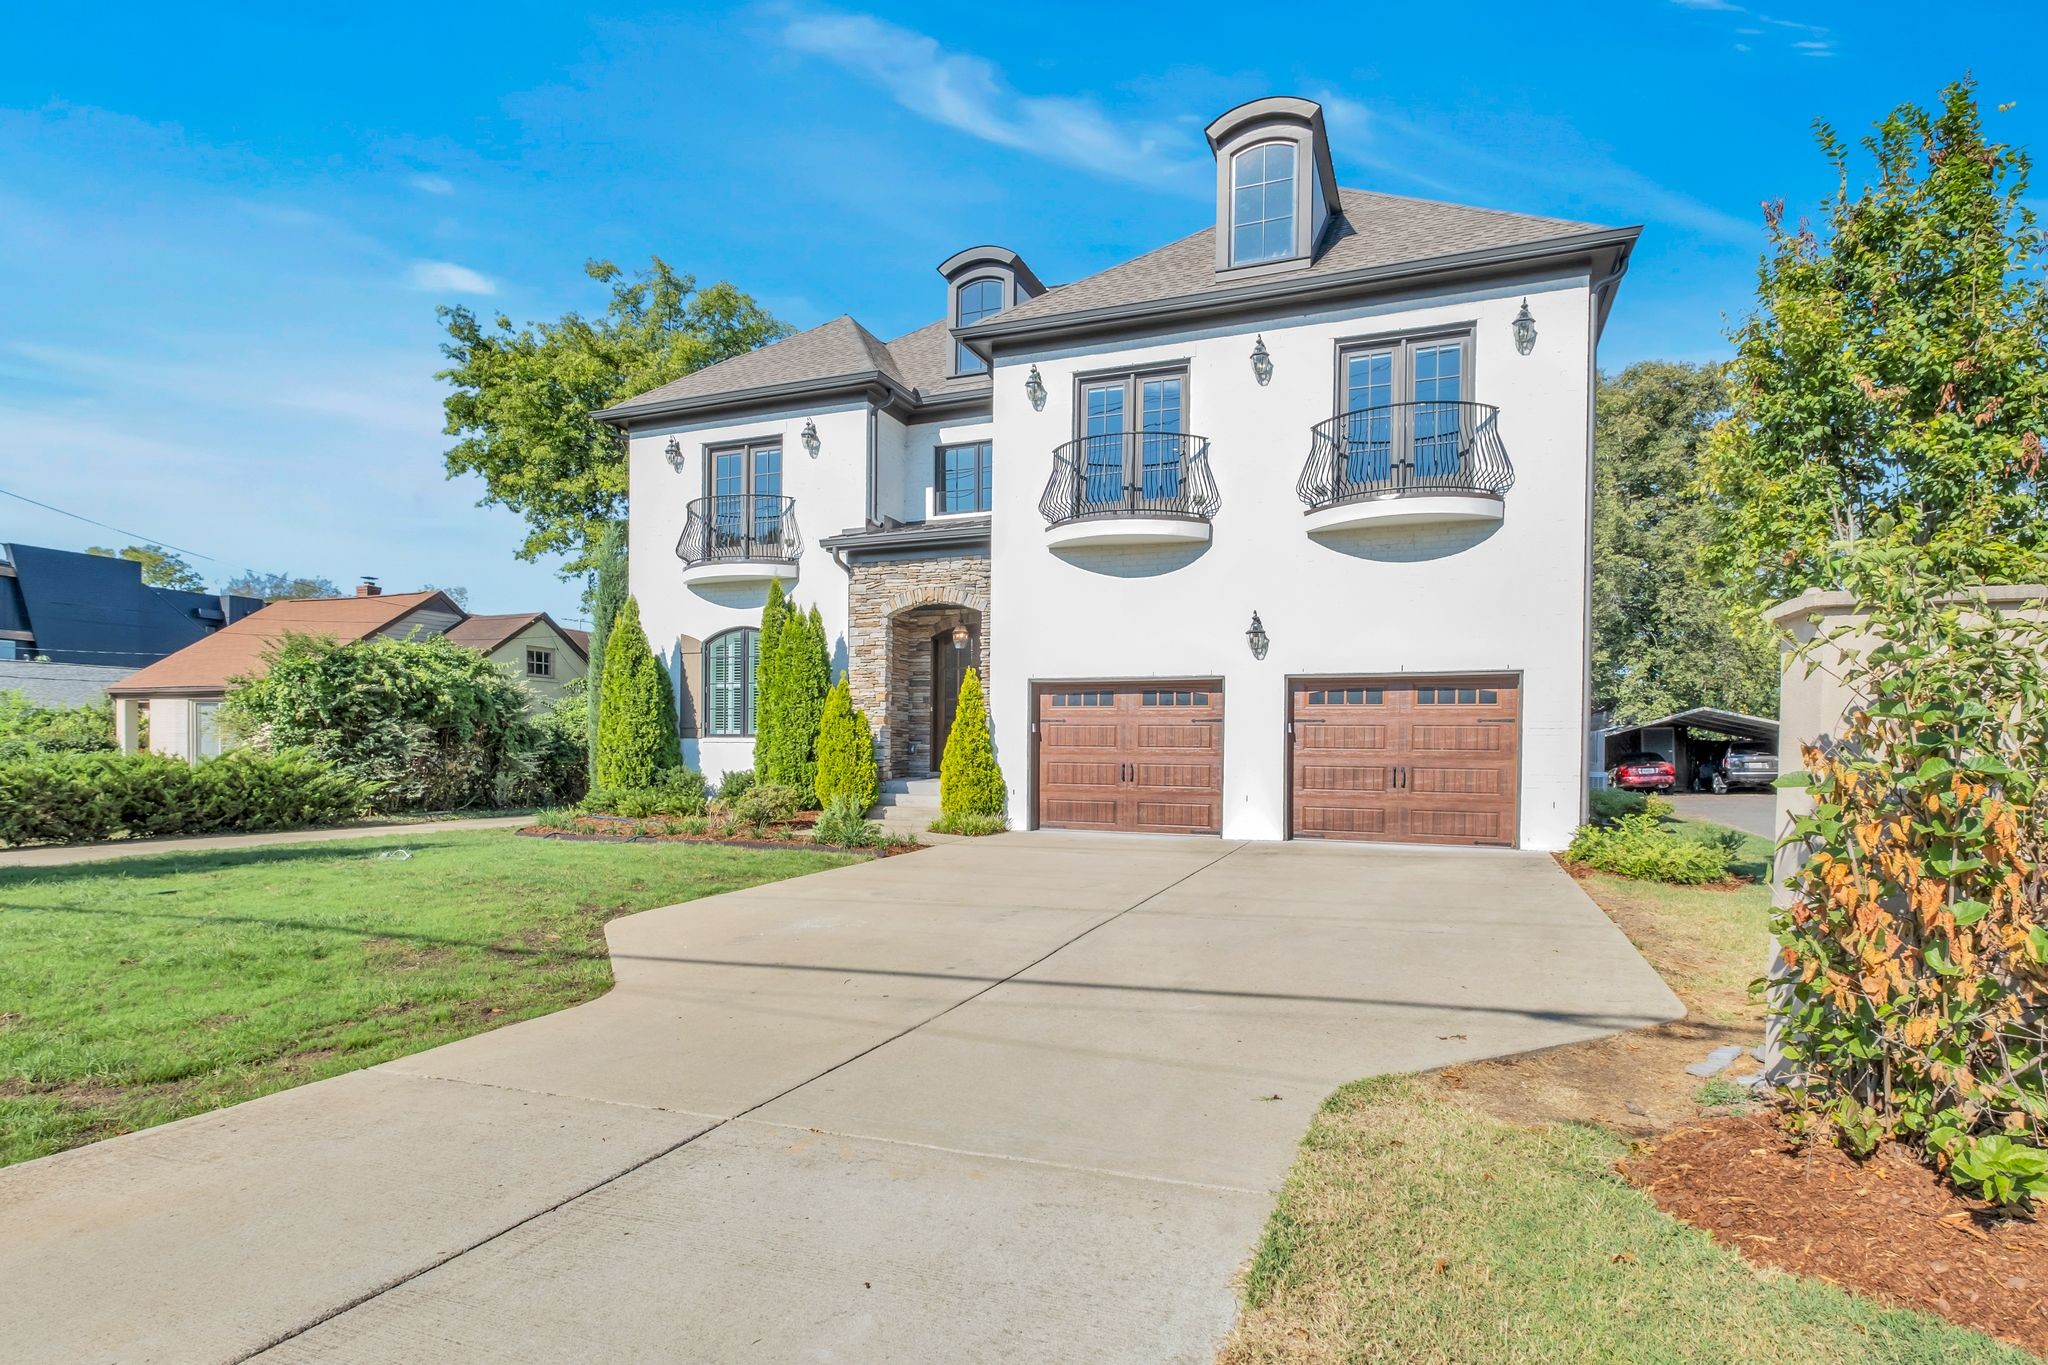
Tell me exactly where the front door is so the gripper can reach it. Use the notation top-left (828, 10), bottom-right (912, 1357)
top-left (930, 625), bottom-right (979, 773)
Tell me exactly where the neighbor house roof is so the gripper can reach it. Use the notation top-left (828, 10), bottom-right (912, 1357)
top-left (442, 611), bottom-right (589, 661)
top-left (1600, 708), bottom-right (1779, 742)
top-left (595, 188), bottom-right (1632, 425)
top-left (105, 590), bottom-right (464, 698)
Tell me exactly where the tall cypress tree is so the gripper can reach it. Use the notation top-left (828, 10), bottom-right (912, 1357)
top-left (595, 596), bottom-right (679, 787)
top-left (582, 521), bottom-right (628, 771)
top-left (752, 579), bottom-right (789, 781)
top-left (777, 605), bottom-right (831, 799)
top-left (939, 668), bottom-right (1005, 817)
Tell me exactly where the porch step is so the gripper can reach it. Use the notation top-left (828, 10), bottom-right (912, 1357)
top-left (875, 778), bottom-right (941, 808)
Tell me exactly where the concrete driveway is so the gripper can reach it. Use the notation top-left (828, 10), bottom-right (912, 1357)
top-left (0, 833), bottom-right (1681, 1363)
top-left (1664, 792), bottom-right (1777, 840)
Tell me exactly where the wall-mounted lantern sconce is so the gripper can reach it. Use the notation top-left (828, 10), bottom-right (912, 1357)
top-left (1024, 364), bottom-right (1047, 411)
top-left (664, 437), bottom-right (685, 473)
top-left (1250, 336), bottom-right (1274, 386)
top-left (950, 624), bottom-right (971, 649)
top-left (1512, 300), bottom-right (1538, 356)
top-left (800, 418), bottom-right (821, 458)
top-left (1245, 611), bottom-right (1269, 660)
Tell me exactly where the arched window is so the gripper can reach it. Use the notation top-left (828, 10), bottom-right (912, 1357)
top-left (704, 627), bottom-right (760, 736)
top-left (1230, 142), bottom-right (1297, 265)
top-left (953, 277), bottom-right (1005, 374)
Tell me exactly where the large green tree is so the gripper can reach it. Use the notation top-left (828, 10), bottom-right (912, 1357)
top-left (1593, 362), bottom-right (1779, 724)
top-left (88, 544), bottom-right (205, 591)
top-left (1703, 78), bottom-right (2048, 605)
top-left (437, 259), bottom-right (788, 573)
top-left (221, 570), bottom-right (341, 601)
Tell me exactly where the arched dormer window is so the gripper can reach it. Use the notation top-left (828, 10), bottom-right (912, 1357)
top-left (1230, 142), bottom-right (1297, 266)
top-left (937, 246), bottom-right (1045, 378)
top-left (954, 277), bottom-right (1005, 374)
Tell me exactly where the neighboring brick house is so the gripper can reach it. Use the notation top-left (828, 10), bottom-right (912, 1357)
top-left (103, 585), bottom-right (587, 759)
top-left (599, 96), bottom-right (1637, 850)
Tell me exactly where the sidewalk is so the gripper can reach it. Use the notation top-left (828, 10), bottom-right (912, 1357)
top-left (0, 815), bottom-right (536, 869)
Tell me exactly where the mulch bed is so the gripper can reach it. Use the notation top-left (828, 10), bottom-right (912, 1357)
top-left (1622, 1114), bottom-right (2048, 1355)
top-left (516, 813), bottom-right (925, 858)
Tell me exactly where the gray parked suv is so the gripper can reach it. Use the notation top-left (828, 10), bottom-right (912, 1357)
top-left (1713, 744), bottom-right (1778, 793)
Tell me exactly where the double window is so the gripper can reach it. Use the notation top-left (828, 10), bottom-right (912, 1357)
top-left (705, 439), bottom-right (784, 552)
top-left (1077, 368), bottom-right (1188, 510)
top-left (953, 278), bottom-right (1004, 375)
top-left (935, 441), bottom-right (992, 515)
top-left (1230, 141), bottom-right (1297, 266)
top-left (1335, 333), bottom-right (1471, 486)
top-left (704, 628), bottom-right (761, 736)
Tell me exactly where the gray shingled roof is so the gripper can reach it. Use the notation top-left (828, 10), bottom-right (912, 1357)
top-left (988, 188), bottom-right (1612, 328)
top-left (599, 188), bottom-right (1619, 420)
top-left (599, 314), bottom-right (906, 418)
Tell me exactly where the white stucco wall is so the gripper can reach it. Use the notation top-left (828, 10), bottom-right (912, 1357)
top-left (985, 273), bottom-right (1597, 849)
top-left (628, 398), bottom-right (872, 784)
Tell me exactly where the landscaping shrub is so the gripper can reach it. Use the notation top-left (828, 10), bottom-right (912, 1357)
top-left (938, 668), bottom-right (1005, 817)
top-left (494, 689), bottom-right (590, 809)
top-left (715, 767), bottom-right (755, 803)
top-left (752, 578), bottom-right (789, 782)
top-left (755, 596), bottom-right (829, 800)
top-left (1770, 547), bottom-right (2048, 1208)
top-left (1588, 787), bottom-right (1647, 825)
top-left (1566, 812), bottom-right (1733, 884)
top-left (220, 632), bottom-right (576, 811)
top-left (0, 692), bottom-right (114, 761)
top-left (728, 782), bottom-right (804, 830)
top-left (928, 811), bottom-right (1006, 837)
top-left (0, 750), bottom-right (370, 846)
top-left (580, 766), bottom-right (708, 818)
top-left (583, 520), bottom-right (627, 770)
top-left (814, 678), bottom-right (880, 812)
top-left (594, 596), bottom-right (680, 789)
top-left (814, 794), bottom-right (881, 848)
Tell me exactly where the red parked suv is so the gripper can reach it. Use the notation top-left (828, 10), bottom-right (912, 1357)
top-left (1608, 751), bottom-right (1677, 793)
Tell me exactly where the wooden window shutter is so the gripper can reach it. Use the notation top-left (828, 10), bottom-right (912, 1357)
top-left (676, 634), bottom-right (703, 738)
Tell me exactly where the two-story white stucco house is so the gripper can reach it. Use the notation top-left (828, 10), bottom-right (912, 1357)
top-left (598, 96), bottom-right (1637, 850)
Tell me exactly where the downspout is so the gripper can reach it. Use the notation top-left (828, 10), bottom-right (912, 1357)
top-left (1579, 246), bottom-right (1632, 829)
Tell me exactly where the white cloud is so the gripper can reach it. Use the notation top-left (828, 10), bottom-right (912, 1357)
top-left (1670, 0), bottom-right (1744, 10)
top-left (408, 173), bottom-right (455, 195)
top-left (772, 9), bottom-right (1205, 193)
top-left (1794, 39), bottom-right (1835, 55)
top-left (406, 260), bottom-right (496, 295)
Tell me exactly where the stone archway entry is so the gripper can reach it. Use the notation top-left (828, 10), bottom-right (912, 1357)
top-left (930, 622), bottom-right (981, 770)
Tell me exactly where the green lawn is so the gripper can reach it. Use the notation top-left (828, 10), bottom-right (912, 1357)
top-left (0, 829), bottom-right (857, 1167)
top-left (1223, 1077), bottom-right (2027, 1365)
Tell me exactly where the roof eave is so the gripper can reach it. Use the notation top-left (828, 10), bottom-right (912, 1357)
top-left (956, 226), bottom-right (1644, 361)
top-left (593, 371), bottom-right (913, 426)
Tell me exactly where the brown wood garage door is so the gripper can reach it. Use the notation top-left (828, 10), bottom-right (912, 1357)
top-left (1290, 675), bottom-right (1519, 847)
top-left (1036, 682), bottom-right (1222, 834)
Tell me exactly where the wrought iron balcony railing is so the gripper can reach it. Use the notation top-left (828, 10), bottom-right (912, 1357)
top-left (1039, 432), bottom-right (1221, 527)
top-left (675, 495), bottom-right (802, 568)
top-left (1298, 402), bottom-right (1514, 511)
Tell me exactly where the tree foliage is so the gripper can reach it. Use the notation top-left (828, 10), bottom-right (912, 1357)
top-left (219, 632), bottom-right (574, 810)
top-left (220, 571), bottom-right (342, 601)
top-left (1771, 544), bottom-right (2048, 1207)
top-left (1704, 78), bottom-right (2048, 606)
top-left (437, 259), bottom-right (788, 572)
top-left (1593, 362), bottom-right (1779, 723)
top-left (583, 521), bottom-right (628, 768)
top-left (594, 596), bottom-right (679, 788)
top-left (0, 691), bottom-right (114, 761)
top-left (939, 668), bottom-right (1006, 817)
top-left (752, 578), bottom-right (789, 783)
top-left (88, 544), bottom-right (205, 591)
top-left (814, 677), bottom-right (879, 812)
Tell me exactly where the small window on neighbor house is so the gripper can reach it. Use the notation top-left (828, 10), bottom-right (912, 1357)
top-left (526, 648), bottom-right (553, 678)
top-left (1230, 142), bottom-right (1297, 266)
top-left (936, 442), bottom-right (993, 514)
top-left (953, 278), bottom-right (1005, 374)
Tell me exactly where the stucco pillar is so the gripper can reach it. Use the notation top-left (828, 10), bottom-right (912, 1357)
top-left (113, 697), bottom-right (142, 754)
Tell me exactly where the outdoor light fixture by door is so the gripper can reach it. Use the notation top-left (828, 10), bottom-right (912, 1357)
top-left (664, 437), bottom-right (685, 473)
top-left (951, 625), bottom-right (971, 648)
top-left (1024, 364), bottom-right (1047, 411)
top-left (801, 418), bottom-right (821, 458)
top-left (1245, 611), bottom-right (1269, 660)
top-left (1512, 300), bottom-right (1538, 356)
top-left (1249, 336), bottom-right (1274, 386)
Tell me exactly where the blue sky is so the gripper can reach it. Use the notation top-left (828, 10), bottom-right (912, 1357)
top-left (2, 3), bottom-right (2040, 623)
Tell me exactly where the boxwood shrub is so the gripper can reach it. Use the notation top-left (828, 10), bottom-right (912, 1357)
top-left (0, 750), bottom-right (372, 847)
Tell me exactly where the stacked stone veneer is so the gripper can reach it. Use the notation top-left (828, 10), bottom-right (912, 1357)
top-left (844, 551), bottom-right (991, 779)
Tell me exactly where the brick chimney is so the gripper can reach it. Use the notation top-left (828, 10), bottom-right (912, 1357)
top-left (356, 577), bottom-right (381, 597)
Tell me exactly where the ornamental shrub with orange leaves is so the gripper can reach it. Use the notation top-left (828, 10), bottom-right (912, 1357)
top-left (1772, 544), bottom-right (2048, 1206)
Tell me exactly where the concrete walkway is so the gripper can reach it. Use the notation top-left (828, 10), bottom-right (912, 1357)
top-left (0, 815), bottom-right (535, 868)
top-left (0, 833), bottom-right (1682, 1363)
